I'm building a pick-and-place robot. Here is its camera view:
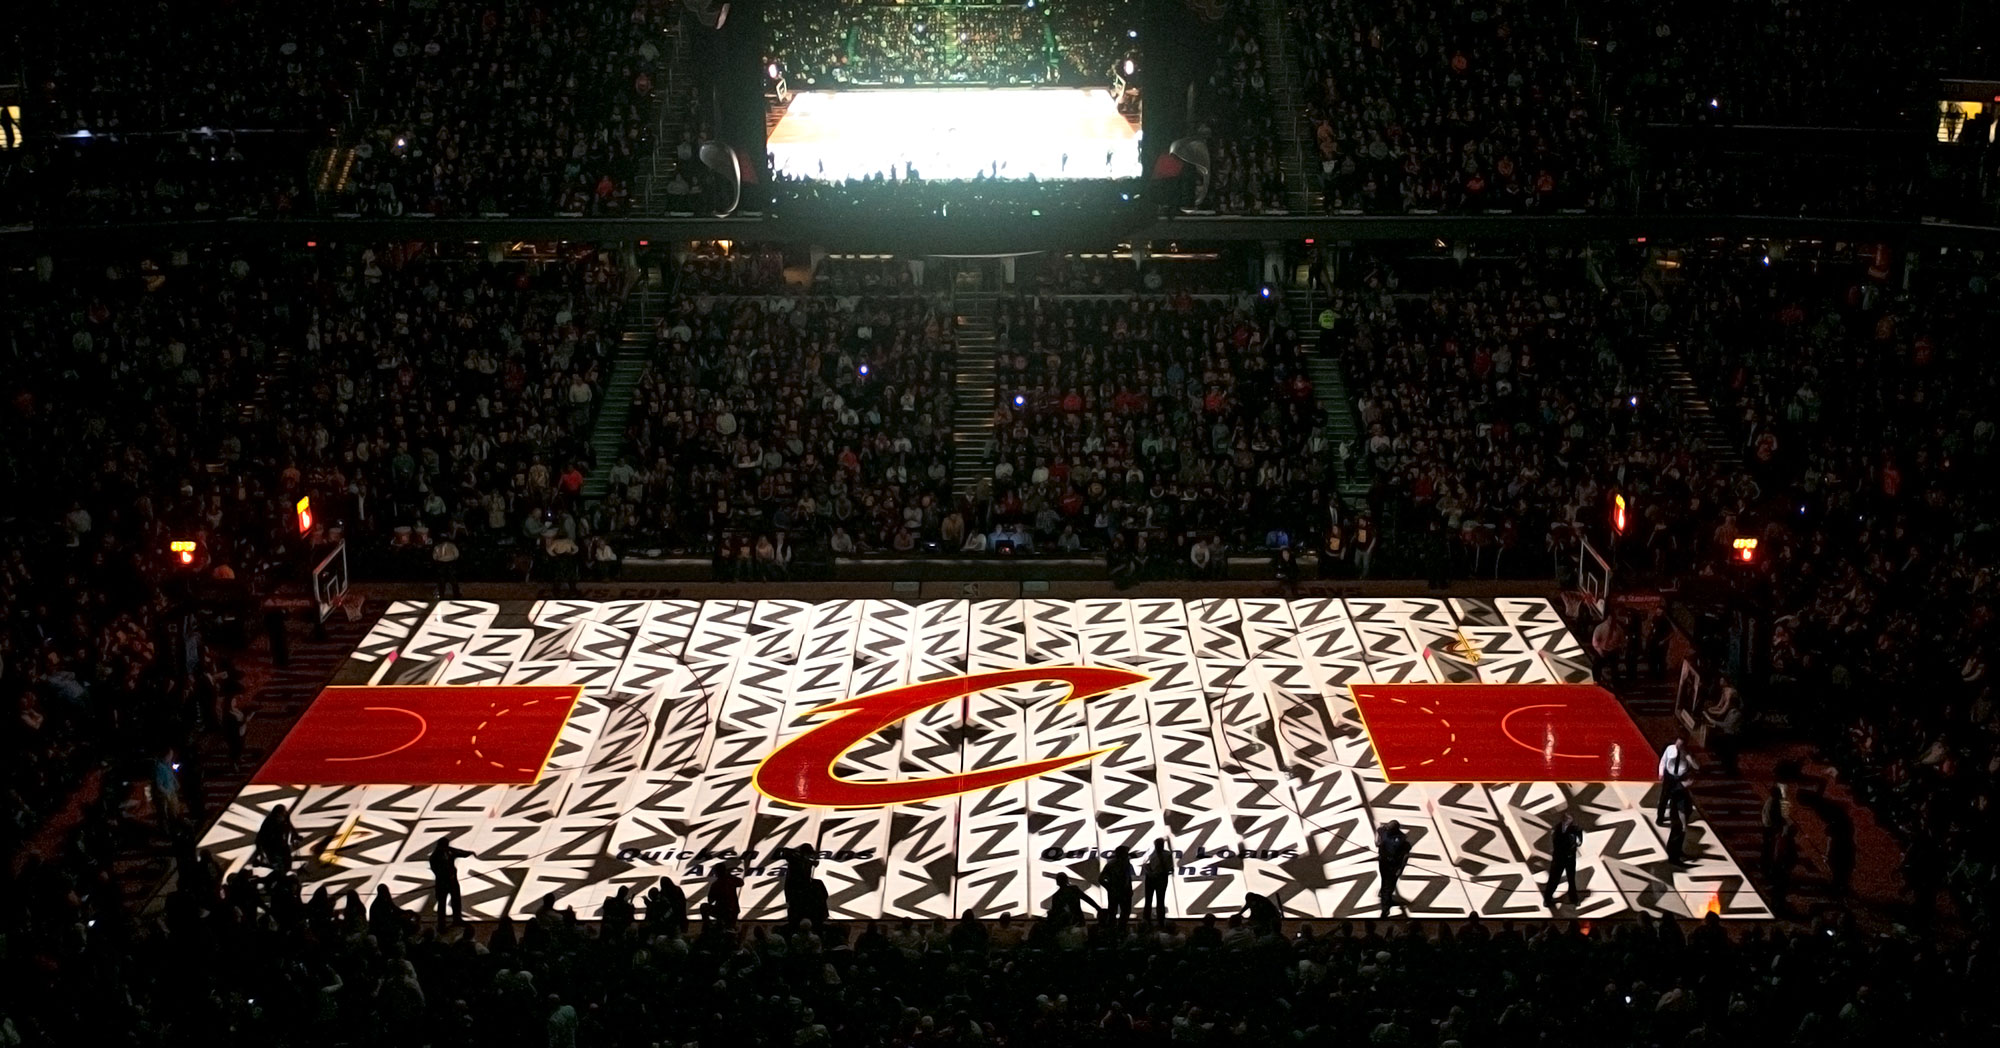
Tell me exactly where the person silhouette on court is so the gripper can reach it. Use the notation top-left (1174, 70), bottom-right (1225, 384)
top-left (1543, 811), bottom-right (1585, 909)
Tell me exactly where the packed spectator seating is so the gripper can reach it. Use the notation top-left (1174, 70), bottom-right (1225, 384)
top-left (328, 1), bottom-right (667, 216)
top-left (1289, 0), bottom-right (1607, 214)
top-left (1186, 2), bottom-right (1290, 215)
top-left (1049, 0), bottom-right (1139, 85)
top-left (33, 0), bottom-right (669, 219)
top-left (771, 173), bottom-right (1144, 221)
top-left (0, 248), bottom-right (300, 860)
top-left (982, 293), bottom-right (1329, 568)
top-left (19, 0), bottom-right (1992, 222)
top-left (1641, 245), bottom-right (2000, 930)
top-left (615, 288), bottom-right (957, 564)
top-left (1586, 0), bottom-right (1951, 129)
top-left (1327, 249), bottom-right (1723, 578)
top-left (39, 1), bottom-right (357, 136)
top-left (0, 238), bottom-right (633, 854)
top-left (11, 858), bottom-right (1991, 1048)
top-left (673, 241), bottom-right (794, 294)
top-left (37, 133), bottom-right (316, 224)
top-left (768, 0), bottom-right (1131, 87)
top-left (1635, 147), bottom-right (1924, 218)
top-left (292, 243), bottom-right (627, 573)
top-left (1029, 251), bottom-right (1241, 295)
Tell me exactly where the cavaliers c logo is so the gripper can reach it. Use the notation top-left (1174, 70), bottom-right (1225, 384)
top-left (753, 666), bottom-right (1148, 808)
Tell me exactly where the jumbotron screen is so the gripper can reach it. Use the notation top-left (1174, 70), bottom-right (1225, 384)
top-left (768, 89), bottom-right (1143, 182)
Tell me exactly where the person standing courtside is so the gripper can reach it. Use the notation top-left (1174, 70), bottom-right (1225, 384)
top-left (1657, 732), bottom-right (1695, 825)
top-left (428, 832), bottom-right (471, 926)
top-left (1099, 846), bottom-right (1136, 926)
top-left (1142, 838), bottom-right (1174, 926)
top-left (1543, 811), bottom-right (1585, 909)
top-left (254, 804), bottom-right (302, 881)
top-left (783, 843), bottom-right (824, 927)
top-left (1046, 873), bottom-right (1103, 930)
top-left (705, 860), bottom-right (743, 928)
top-left (1376, 821), bottom-right (1412, 918)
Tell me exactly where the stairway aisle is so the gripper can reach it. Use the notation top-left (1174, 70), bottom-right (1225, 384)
top-left (1256, 0), bottom-right (1318, 214)
top-left (1289, 290), bottom-right (1368, 502)
top-left (1645, 341), bottom-right (1745, 473)
top-left (949, 291), bottom-right (1001, 504)
top-left (581, 267), bottom-right (669, 500)
top-left (634, 20), bottom-right (692, 217)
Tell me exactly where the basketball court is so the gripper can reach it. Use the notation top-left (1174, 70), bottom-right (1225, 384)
top-left (202, 596), bottom-right (1769, 922)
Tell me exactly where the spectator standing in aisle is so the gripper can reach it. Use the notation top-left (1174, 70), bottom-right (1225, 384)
top-left (1761, 779), bottom-right (1795, 871)
top-left (432, 534), bottom-right (463, 598)
top-left (1352, 518), bottom-right (1378, 578)
top-left (1704, 677), bottom-right (1744, 776)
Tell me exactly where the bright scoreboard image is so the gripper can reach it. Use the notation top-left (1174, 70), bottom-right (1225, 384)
top-left (203, 598), bottom-right (1769, 922)
top-left (767, 89), bottom-right (1144, 182)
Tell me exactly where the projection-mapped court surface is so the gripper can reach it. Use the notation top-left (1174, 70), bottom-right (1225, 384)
top-left (205, 597), bottom-right (1768, 922)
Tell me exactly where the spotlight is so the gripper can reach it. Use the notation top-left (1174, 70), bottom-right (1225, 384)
top-left (1259, 285), bottom-right (1273, 299)
top-left (768, 63), bottom-right (780, 80)
top-left (1014, 394), bottom-right (1026, 407)
top-left (1122, 59), bottom-right (1136, 76)
top-left (858, 363), bottom-right (870, 376)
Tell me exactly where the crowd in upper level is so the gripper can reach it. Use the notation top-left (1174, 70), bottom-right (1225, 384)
top-left (33, 0), bottom-right (670, 221)
top-left (8, 0), bottom-right (1992, 223)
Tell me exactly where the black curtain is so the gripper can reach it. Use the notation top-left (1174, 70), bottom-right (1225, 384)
top-left (1140, 0), bottom-right (1201, 167)
top-left (696, 0), bottom-right (770, 189)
